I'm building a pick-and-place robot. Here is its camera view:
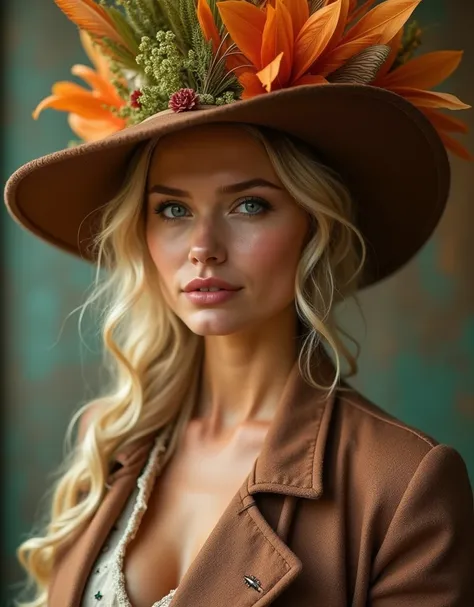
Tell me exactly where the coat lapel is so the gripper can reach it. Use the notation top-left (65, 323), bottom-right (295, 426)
top-left (48, 351), bottom-right (337, 606)
top-left (168, 473), bottom-right (303, 606)
top-left (48, 440), bottom-right (155, 607)
top-left (169, 352), bottom-right (337, 605)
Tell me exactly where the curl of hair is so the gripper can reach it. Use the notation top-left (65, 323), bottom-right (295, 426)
top-left (15, 123), bottom-right (365, 606)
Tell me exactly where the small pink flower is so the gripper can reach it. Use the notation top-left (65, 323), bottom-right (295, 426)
top-left (169, 88), bottom-right (198, 112)
top-left (130, 90), bottom-right (143, 109)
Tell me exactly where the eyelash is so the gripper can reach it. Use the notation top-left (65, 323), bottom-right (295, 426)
top-left (153, 196), bottom-right (273, 222)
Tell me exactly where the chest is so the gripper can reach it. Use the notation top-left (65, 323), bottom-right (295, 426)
top-left (124, 422), bottom-right (269, 607)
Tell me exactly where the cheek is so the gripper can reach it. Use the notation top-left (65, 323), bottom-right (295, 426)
top-left (146, 225), bottom-right (184, 290)
top-left (239, 224), bottom-right (304, 282)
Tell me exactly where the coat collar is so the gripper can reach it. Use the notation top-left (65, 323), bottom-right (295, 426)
top-left (248, 349), bottom-right (337, 499)
top-left (48, 350), bottom-right (338, 606)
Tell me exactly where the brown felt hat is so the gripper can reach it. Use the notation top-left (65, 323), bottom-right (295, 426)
top-left (4, 83), bottom-right (450, 287)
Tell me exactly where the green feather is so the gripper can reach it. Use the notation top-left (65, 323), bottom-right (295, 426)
top-left (104, 6), bottom-right (141, 54)
top-left (100, 37), bottom-right (139, 70)
top-left (205, 0), bottom-right (224, 34)
top-left (158, 0), bottom-right (187, 50)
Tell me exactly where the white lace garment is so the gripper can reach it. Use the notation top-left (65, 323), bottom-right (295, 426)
top-left (82, 425), bottom-right (177, 606)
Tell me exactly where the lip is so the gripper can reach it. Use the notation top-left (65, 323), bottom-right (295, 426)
top-left (182, 277), bottom-right (242, 306)
top-left (184, 289), bottom-right (240, 305)
top-left (183, 277), bottom-right (241, 292)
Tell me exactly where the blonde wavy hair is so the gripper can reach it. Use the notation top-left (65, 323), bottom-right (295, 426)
top-left (15, 123), bottom-right (366, 606)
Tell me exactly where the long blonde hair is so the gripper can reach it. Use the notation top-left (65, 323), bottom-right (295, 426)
top-left (15, 123), bottom-right (366, 606)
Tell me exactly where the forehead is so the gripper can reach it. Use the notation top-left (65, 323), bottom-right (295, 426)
top-left (147, 123), bottom-right (278, 184)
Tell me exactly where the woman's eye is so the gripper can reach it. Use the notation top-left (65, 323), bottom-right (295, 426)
top-left (154, 202), bottom-right (189, 219)
top-left (235, 198), bottom-right (269, 216)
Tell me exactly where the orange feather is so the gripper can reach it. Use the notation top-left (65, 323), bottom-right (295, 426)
top-left (261, 1), bottom-right (294, 86)
top-left (68, 113), bottom-right (125, 141)
top-left (422, 108), bottom-right (469, 134)
top-left (51, 81), bottom-right (92, 98)
top-left (53, 0), bottom-right (129, 49)
top-left (390, 87), bottom-right (471, 111)
top-left (238, 70), bottom-right (266, 98)
top-left (293, 0), bottom-right (341, 81)
top-left (343, 0), bottom-right (422, 45)
top-left (281, 0), bottom-right (309, 38)
top-left (436, 128), bottom-right (473, 160)
top-left (197, 0), bottom-right (221, 54)
top-left (373, 26), bottom-right (403, 81)
top-left (33, 92), bottom-right (118, 121)
top-left (70, 65), bottom-right (125, 107)
top-left (380, 50), bottom-right (464, 90)
top-left (257, 53), bottom-right (284, 92)
top-left (318, 0), bottom-right (421, 74)
top-left (217, 1), bottom-right (266, 68)
top-left (324, 0), bottom-right (350, 54)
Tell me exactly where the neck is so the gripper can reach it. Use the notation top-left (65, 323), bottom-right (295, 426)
top-left (191, 305), bottom-right (301, 442)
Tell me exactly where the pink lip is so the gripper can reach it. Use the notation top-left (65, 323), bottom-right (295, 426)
top-left (183, 277), bottom-right (241, 292)
top-left (182, 277), bottom-right (242, 306)
top-left (184, 290), bottom-right (240, 305)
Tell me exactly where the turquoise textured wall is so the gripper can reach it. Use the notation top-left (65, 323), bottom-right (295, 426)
top-left (2, 0), bottom-right (473, 603)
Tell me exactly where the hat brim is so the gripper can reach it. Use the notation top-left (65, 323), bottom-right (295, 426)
top-left (4, 83), bottom-right (450, 288)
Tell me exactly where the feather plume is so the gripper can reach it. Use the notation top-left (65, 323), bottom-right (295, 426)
top-left (424, 108), bottom-right (469, 134)
top-left (280, 0), bottom-right (309, 36)
top-left (343, 0), bottom-right (422, 45)
top-left (328, 44), bottom-right (390, 84)
top-left (257, 52), bottom-right (284, 91)
top-left (373, 26), bottom-right (403, 80)
top-left (198, 0), bottom-right (221, 52)
top-left (218, 1), bottom-right (266, 68)
top-left (380, 50), bottom-right (464, 90)
top-left (310, 0), bottom-right (327, 14)
top-left (53, 0), bottom-right (132, 51)
top-left (292, 0), bottom-right (341, 81)
top-left (315, 0), bottom-right (421, 75)
top-left (388, 87), bottom-right (470, 110)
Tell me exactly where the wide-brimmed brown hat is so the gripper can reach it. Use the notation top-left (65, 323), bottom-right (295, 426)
top-left (3, 0), bottom-right (470, 287)
top-left (5, 83), bottom-right (450, 287)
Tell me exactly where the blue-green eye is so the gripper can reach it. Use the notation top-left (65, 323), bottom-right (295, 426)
top-left (154, 202), bottom-right (189, 220)
top-left (235, 198), bottom-right (271, 215)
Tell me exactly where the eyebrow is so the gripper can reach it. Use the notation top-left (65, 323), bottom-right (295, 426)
top-left (147, 178), bottom-right (283, 197)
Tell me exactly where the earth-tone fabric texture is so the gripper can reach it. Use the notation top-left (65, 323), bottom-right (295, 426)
top-left (47, 354), bottom-right (474, 606)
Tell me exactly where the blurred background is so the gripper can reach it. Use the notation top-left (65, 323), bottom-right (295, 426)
top-left (2, 0), bottom-right (474, 604)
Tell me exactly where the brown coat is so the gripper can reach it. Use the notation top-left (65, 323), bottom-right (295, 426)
top-left (48, 357), bottom-right (474, 606)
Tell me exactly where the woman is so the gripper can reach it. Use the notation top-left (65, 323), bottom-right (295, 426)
top-left (4, 0), bottom-right (474, 605)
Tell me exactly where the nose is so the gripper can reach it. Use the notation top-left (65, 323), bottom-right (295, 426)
top-left (188, 220), bottom-right (227, 266)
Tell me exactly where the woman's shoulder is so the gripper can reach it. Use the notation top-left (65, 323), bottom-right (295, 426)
top-left (318, 384), bottom-right (473, 553)
top-left (335, 382), bottom-right (438, 450)
top-left (328, 383), bottom-right (471, 500)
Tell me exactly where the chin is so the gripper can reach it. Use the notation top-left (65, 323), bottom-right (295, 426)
top-left (182, 311), bottom-right (250, 336)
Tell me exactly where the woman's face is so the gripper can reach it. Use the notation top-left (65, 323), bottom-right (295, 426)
top-left (145, 124), bottom-right (309, 336)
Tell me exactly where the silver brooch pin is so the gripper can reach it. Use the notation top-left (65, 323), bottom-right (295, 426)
top-left (243, 575), bottom-right (264, 593)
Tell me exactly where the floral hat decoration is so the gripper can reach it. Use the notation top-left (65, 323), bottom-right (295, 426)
top-left (4, 0), bottom-right (471, 286)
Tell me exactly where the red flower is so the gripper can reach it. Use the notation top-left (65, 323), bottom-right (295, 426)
top-left (169, 88), bottom-right (198, 112)
top-left (130, 90), bottom-right (143, 109)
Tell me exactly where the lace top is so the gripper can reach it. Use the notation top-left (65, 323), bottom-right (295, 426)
top-left (82, 425), bottom-right (177, 606)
